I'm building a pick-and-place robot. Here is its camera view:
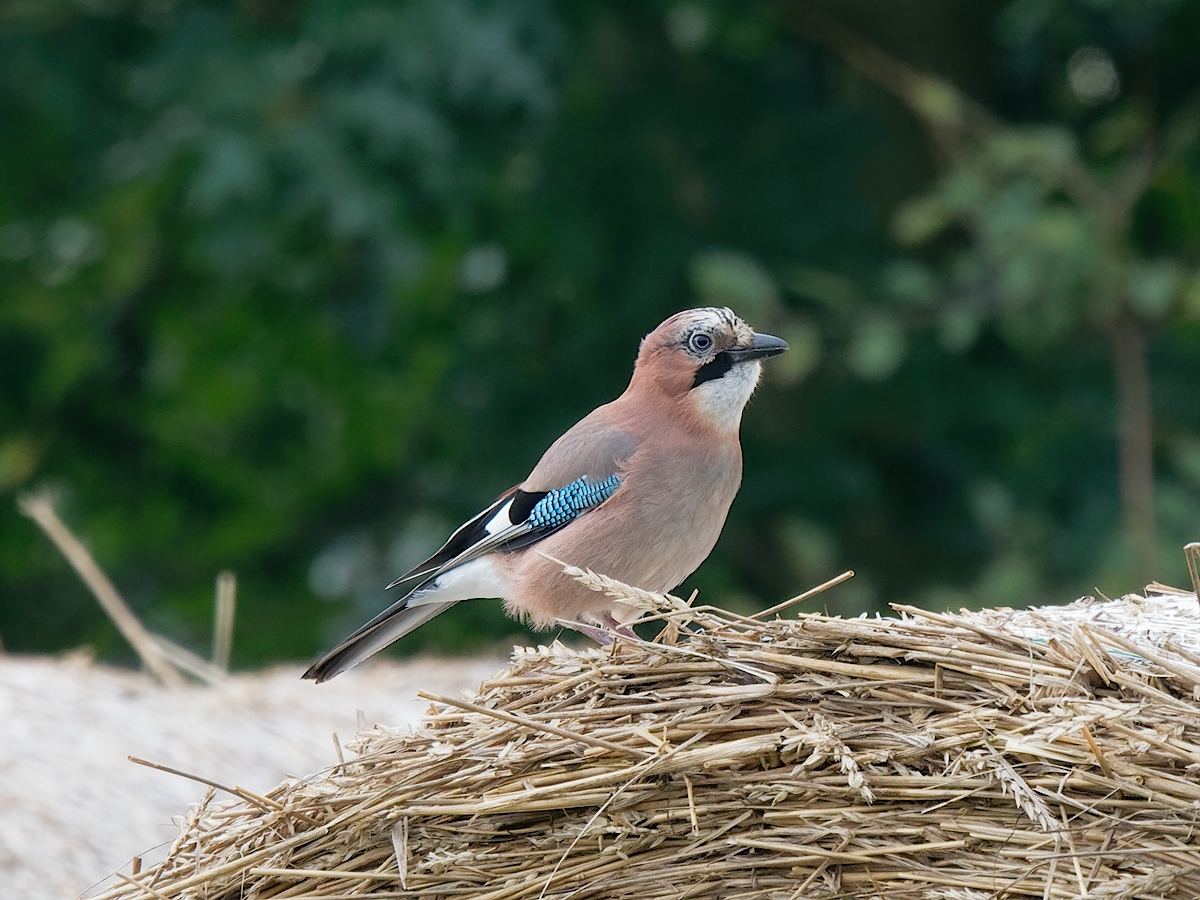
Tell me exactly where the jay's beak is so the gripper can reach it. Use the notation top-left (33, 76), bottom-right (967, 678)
top-left (726, 332), bottom-right (789, 362)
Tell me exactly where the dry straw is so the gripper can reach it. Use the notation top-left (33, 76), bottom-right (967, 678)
top-left (94, 569), bottom-right (1200, 900)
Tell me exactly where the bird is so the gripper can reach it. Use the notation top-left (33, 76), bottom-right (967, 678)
top-left (303, 307), bottom-right (787, 682)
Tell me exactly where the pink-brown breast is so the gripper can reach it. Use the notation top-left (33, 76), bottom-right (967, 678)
top-left (497, 385), bottom-right (744, 629)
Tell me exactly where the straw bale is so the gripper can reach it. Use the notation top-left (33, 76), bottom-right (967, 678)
top-left (92, 576), bottom-right (1200, 900)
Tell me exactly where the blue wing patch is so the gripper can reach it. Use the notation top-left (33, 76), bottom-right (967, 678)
top-left (386, 473), bottom-right (623, 587)
top-left (525, 474), bottom-right (622, 529)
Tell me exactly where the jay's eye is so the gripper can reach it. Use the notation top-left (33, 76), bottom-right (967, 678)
top-left (688, 332), bottom-right (714, 354)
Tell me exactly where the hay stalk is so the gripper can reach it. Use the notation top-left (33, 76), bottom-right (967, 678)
top-left (92, 573), bottom-right (1200, 899)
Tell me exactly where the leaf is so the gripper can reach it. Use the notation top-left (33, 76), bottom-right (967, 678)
top-left (787, 266), bottom-right (860, 309)
top-left (1127, 259), bottom-right (1183, 319)
top-left (891, 194), bottom-right (950, 247)
top-left (0, 436), bottom-right (39, 489)
top-left (770, 320), bottom-right (822, 385)
top-left (938, 306), bottom-right (981, 353)
top-left (983, 127), bottom-right (1077, 181)
top-left (910, 77), bottom-right (966, 128)
top-left (1182, 274), bottom-right (1200, 320)
top-left (689, 248), bottom-right (779, 315)
top-left (845, 315), bottom-right (906, 381)
top-left (882, 259), bottom-right (938, 306)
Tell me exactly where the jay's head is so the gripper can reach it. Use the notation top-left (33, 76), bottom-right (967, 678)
top-left (634, 307), bottom-right (788, 431)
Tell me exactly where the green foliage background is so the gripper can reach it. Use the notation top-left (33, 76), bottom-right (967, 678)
top-left (2, 0), bottom-right (1199, 666)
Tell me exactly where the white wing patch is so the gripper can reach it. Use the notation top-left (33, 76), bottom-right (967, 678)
top-left (483, 498), bottom-right (515, 536)
top-left (407, 557), bottom-right (508, 607)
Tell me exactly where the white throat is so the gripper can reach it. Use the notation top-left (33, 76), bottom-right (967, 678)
top-left (691, 360), bottom-right (762, 432)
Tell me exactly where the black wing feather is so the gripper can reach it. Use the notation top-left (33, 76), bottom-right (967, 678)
top-left (306, 478), bottom-right (622, 682)
top-left (508, 488), bottom-right (548, 523)
top-left (387, 488), bottom-right (520, 587)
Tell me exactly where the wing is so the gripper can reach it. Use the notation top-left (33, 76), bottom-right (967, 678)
top-left (302, 419), bottom-right (639, 683)
top-left (302, 475), bottom-right (625, 683)
top-left (390, 416), bottom-right (639, 588)
top-left (386, 488), bottom-right (521, 587)
top-left (523, 408), bottom-right (640, 491)
top-left (392, 471), bottom-right (625, 590)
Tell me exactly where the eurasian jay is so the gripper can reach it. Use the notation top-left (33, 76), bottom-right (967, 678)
top-left (304, 307), bottom-right (787, 682)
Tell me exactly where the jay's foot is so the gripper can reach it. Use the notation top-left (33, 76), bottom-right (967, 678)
top-left (569, 615), bottom-right (640, 646)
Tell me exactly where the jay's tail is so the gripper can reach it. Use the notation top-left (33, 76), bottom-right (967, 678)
top-left (302, 589), bottom-right (457, 683)
top-left (305, 556), bottom-right (506, 683)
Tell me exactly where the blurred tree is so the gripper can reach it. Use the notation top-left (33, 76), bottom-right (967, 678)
top-left (788, 0), bottom-right (1200, 591)
top-left (2, 0), bottom-right (1199, 667)
top-left (0, 0), bottom-right (567, 658)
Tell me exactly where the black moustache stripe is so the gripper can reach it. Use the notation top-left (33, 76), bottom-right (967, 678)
top-left (691, 351), bottom-right (734, 388)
